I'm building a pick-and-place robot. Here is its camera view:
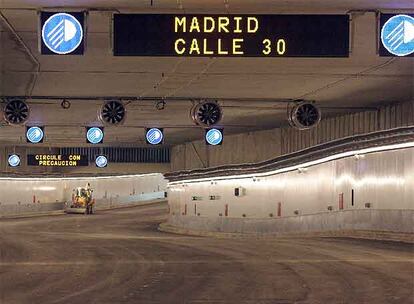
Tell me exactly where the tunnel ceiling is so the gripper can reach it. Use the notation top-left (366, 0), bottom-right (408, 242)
top-left (1, 0), bottom-right (414, 12)
top-left (0, 0), bottom-right (413, 147)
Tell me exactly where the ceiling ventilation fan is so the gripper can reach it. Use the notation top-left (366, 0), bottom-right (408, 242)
top-left (3, 99), bottom-right (30, 125)
top-left (191, 100), bottom-right (223, 127)
top-left (288, 101), bottom-right (321, 130)
top-left (99, 100), bottom-right (126, 125)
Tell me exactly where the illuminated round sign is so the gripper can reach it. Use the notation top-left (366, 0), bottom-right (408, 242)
top-left (95, 155), bottom-right (108, 168)
top-left (42, 13), bottom-right (83, 55)
top-left (86, 127), bottom-right (104, 144)
top-left (26, 126), bottom-right (44, 143)
top-left (381, 14), bottom-right (414, 56)
top-left (8, 154), bottom-right (21, 167)
top-left (205, 128), bottom-right (223, 145)
top-left (146, 128), bottom-right (163, 145)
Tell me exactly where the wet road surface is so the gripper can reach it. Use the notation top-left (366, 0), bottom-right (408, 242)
top-left (1, 202), bottom-right (413, 304)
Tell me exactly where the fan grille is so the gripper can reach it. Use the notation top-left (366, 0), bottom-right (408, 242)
top-left (290, 103), bottom-right (321, 130)
top-left (192, 101), bottom-right (222, 127)
top-left (100, 101), bottom-right (126, 125)
top-left (4, 100), bottom-right (30, 125)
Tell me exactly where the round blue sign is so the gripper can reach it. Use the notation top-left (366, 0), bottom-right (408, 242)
top-left (26, 127), bottom-right (44, 144)
top-left (8, 154), bottom-right (21, 167)
top-left (206, 129), bottom-right (223, 145)
top-left (146, 128), bottom-right (163, 145)
top-left (381, 14), bottom-right (414, 56)
top-left (42, 13), bottom-right (83, 55)
top-left (95, 155), bottom-right (108, 168)
top-left (87, 127), bottom-right (104, 144)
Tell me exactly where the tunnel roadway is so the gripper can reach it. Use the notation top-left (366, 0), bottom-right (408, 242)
top-left (0, 202), bottom-right (413, 304)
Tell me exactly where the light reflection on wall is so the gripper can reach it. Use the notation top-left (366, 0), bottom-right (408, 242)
top-left (32, 186), bottom-right (57, 191)
top-left (169, 187), bottom-right (186, 192)
top-left (334, 174), bottom-right (406, 187)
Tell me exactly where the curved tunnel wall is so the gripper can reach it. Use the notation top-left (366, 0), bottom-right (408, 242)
top-left (167, 147), bottom-right (414, 234)
top-left (0, 174), bottom-right (167, 215)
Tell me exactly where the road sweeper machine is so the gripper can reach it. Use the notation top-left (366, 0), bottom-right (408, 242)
top-left (65, 185), bottom-right (95, 214)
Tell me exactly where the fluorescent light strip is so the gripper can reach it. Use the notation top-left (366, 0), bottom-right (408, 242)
top-left (168, 141), bottom-right (414, 185)
top-left (0, 173), bottom-right (163, 181)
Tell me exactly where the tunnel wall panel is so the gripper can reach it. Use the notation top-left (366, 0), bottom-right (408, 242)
top-left (167, 147), bottom-right (414, 234)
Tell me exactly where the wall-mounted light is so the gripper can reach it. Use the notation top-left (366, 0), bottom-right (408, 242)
top-left (146, 128), bottom-right (164, 145)
top-left (354, 154), bottom-right (365, 160)
top-left (297, 167), bottom-right (308, 174)
top-left (26, 126), bottom-right (44, 144)
top-left (8, 154), bottom-right (21, 167)
top-left (86, 127), bottom-right (104, 144)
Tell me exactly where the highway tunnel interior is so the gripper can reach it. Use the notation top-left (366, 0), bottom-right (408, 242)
top-left (0, 1), bottom-right (413, 304)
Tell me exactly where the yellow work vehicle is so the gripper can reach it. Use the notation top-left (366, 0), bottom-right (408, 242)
top-left (65, 185), bottom-right (95, 214)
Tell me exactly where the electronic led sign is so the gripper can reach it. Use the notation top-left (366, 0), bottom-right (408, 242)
top-left (27, 154), bottom-right (88, 167)
top-left (40, 12), bottom-right (85, 55)
top-left (114, 14), bottom-right (349, 57)
top-left (380, 14), bottom-right (414, 57)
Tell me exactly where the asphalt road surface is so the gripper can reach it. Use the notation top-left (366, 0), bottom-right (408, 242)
top-left (0, 202), bottom-right (413, 304)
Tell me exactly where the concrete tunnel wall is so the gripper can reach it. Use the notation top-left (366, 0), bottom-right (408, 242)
top-left (167, 147), bottom-right (414, 234)
top-left (0, 173), bottom-right (167, 216)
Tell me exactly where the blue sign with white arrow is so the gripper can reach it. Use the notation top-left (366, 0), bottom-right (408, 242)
top-left (95, 155), bottom-right (108, 168)
top-left (8, 154), bottom-right (21, 167)
top-left (380, 14), bottom-right (414, 57)
top-left (146, 128), bottom-right (164, 145)
top-left (205, 128), bottom-right (223, 146)
top-left (26, 126), bottom-right (44, 144)
top-left (86, 127), bottom-right (104, 144)
top-left (41, 12), bottom-right (84, 55)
